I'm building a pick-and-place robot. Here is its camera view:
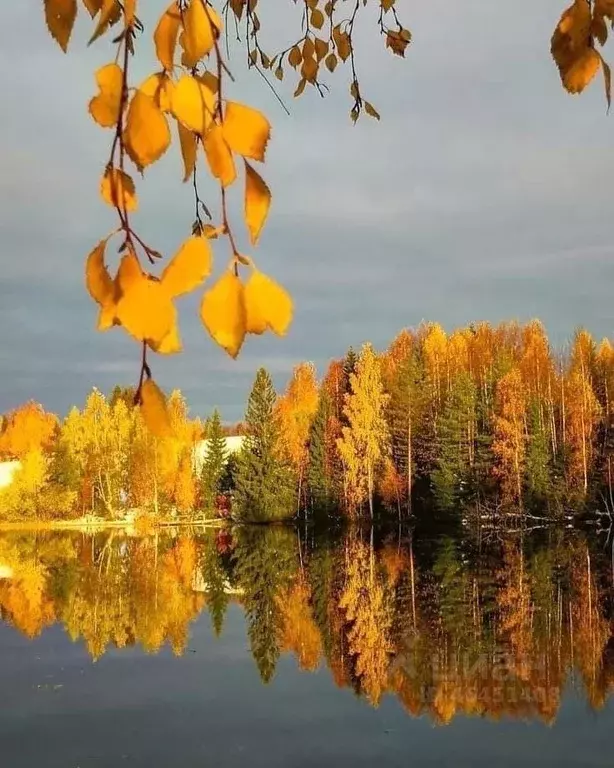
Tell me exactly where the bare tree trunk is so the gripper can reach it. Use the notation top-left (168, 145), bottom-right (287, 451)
top-left (409, 537), bottom-right (416, 631)
top-left (407, 406), bottom-right (412, 511)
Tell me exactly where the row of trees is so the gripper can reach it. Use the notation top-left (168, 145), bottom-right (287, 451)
top-left (1, 320), bottom-right (613, 522)
top-left (0, 389), bottom-right (232, 522)
top-left (270, 321), bottom-right (614, 520)
top-left (1, 525), bottom-right (612, 724)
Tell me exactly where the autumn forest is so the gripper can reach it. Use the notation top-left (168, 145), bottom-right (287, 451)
top-left (1, 320), bottom-right (613, 526)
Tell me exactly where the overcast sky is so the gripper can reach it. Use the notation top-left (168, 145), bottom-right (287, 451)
top-left (1, 1), bottom-right (613, 422)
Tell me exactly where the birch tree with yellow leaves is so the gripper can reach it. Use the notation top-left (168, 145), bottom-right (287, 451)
top-left (492, 368), bottom-right (527, 504)
top-left (337, 343), bottom-right (390, 517)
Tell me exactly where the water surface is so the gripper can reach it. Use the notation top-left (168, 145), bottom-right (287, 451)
top-left (1, 524), bottom-right (613, 767)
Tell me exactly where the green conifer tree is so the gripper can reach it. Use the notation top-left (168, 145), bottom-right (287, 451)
top-left (387, 353), bottom-right (424, 507)
top-left (340, 347), bottom-right (358, 428)
top-left (431, 372), bottom-right (477, 509)
top-left (525, 399), bottom-right (552, 503)
top-left (307, 391), bottom-right (333, 514)
top-left (201, 408), bottom-right (227, 510)
top-left (201, 533), bottom-right (229, 636)
top-left (233, 368), bottom-right (294, 522)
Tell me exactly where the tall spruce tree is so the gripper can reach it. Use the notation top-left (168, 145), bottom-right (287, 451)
top-left (201, 408), bottom-right (227, 510)
top-left (307, 391), bottom-right (333, 514)
top-left (431, 372), bottom-right (477, 509)
top-left (340, 347), bottom-right (358, 428)
top-left (233, 368), bottom-right (294, 522)
top-left (387, 352), bottom-right (424, 508)
top-left (525, 399), bottom-right (552, 504)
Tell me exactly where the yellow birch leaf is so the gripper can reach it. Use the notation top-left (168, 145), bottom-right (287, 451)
top-left (44, 0), bottom-right (77, 52)
top-left (148, 323), bottom-right (183, 355)
top-left (115, 251), bottom-right (175, 344)
top-left (140, 379), bottom-right (174, 438)
top-left (551, 0), bottom-right (591, 75)
top-left (82, 0), bottom-right (102, 18)
top-left (315, 38), bottom-right (329, 61)
top-left (229, 0), bottom-right (245, 20)
top-left (245, 270), bottom-right (293, 337)
top-left (85, 238), bottom-right (114, 308)
top-left (222, 102), bottom-right (271, 162)
top-left (203, 123), bottom-right (236, 187)
top-left (200, 271), bottom-right (246, 358)
top-left (592, 13), bottom-right (609, 46)
top-left (600, 53), bottom-right (612, 110)
top-left (171, 74), bottom-right (214, 135)
top-left (138, 73), bottom-right (174, 112)
top-left (288, 46), bottom-right (302, 68)
top-left (563, 47), bottom-right (601, 93)
top-left (365, 101), bottom-right (381, 120)
top-left (85, 236), bottom-right (119, 331)
top-left (244, 160), bottom-right (271, 246)
top-left (385, 27), bottom-right (411, 57)
top-left (154, 1), bottom-right (181, 71)
top-left (311, 8), bottom-right (325, 29)
top-left (100, 167), bottom-right (138, 212)
top-left (244, 276), bottom-right (267, 335)
top-left (301, 56), bottom-right (318, 82)
top-left (181, 0), bottom-right (222, 67)
top-left (124, 91), bottom-right (171, 169)
top-left (88, 63), bottom-right (123, 128)
top-left (98, 301), bottom-right (119, 331)
top-left (336, 32), bottom-right (351, 62)
top-left (177, 122), bottom-right (198, 182)
top-left (162, 235), bottom-right (213, 297)
top-left (325, 52), bottom-right (338, 72)
top-left (88, 0), bottom-right (120, 45)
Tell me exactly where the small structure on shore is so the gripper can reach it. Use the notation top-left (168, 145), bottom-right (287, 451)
top-left (192, 435), bottom-right (245, 472)
top-left (0, 460), bottom-right (20, 490)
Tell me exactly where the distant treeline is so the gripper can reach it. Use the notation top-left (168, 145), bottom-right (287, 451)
top-left (1, 320), bottom-right (614, 523)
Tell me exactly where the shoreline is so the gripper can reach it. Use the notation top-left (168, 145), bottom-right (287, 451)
top-left (0, 518), bottom-right (228, 533)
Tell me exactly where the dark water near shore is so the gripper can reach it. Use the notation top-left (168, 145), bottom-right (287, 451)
top-left (1, 523), bottom-right (613, 767)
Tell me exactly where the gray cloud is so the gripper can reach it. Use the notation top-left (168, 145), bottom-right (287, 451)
top-left (1, 1), bottom-right (613, 421)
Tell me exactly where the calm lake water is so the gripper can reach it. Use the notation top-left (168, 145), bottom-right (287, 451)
top-left (1, 522), bottom-right (613, 767)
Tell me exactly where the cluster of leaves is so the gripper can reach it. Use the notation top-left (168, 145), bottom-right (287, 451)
top-left (224, 0), bottom-right (410, 122)
top-left (551, 0), bottom-right (614, 106)
top-left (44, 0), bottom-right (294, 436)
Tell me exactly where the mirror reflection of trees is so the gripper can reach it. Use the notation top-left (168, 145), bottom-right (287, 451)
top-left (1, 525), bottom-right (614, 725)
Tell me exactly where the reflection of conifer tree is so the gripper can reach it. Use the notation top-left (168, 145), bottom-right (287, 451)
top-left (201, 533), bottom-right (229, 636)
top-left (232, 527), bottom-right (296, 683)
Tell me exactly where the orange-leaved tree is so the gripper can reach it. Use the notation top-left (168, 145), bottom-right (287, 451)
top-left (492, 367), bottom-right (527, 504)
top-left (0, 402), bottom-right (58, 460)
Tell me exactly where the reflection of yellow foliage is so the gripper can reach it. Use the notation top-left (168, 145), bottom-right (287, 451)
top-left (277, 576), bottom-right (322, 672)
top-left (339, 539), bottom-right (393, 706)
top-left (0, 559), bottom-right (55, 638)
